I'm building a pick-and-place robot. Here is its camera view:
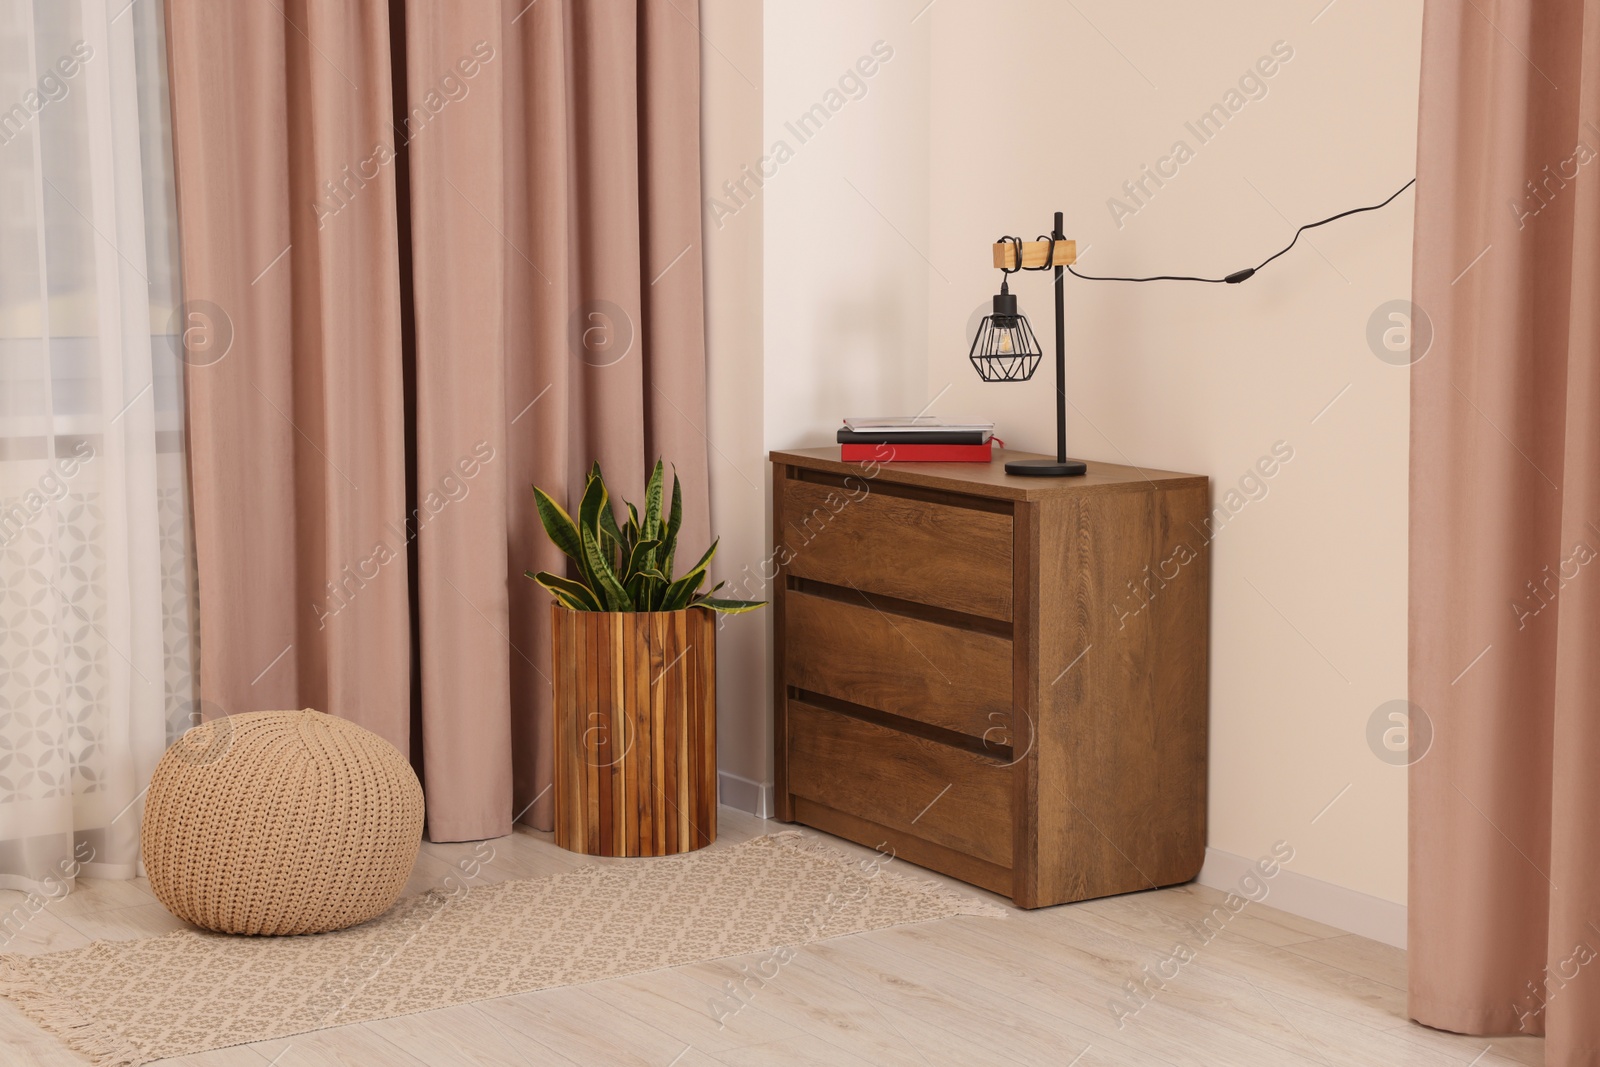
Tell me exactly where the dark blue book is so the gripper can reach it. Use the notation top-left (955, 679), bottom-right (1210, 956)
top-left (837, 428), bottom-right (991, 445)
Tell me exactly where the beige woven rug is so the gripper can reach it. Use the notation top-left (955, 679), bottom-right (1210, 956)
top-left (0, 833), bottom-right (1003, 1066)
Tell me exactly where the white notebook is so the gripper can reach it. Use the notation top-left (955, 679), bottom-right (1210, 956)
top-left (843, 416), bottom-right (995, 433)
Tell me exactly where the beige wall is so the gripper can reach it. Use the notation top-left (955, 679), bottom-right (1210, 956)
top-left (761, 5), bottom-right (932, 453)
top-left (705, 0), bottom-right (1422, 905)
top-left (700, 0), bottom-right (768, 809)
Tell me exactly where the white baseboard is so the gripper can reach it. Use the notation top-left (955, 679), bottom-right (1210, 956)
top-left (717, 771), bottom-right (774, 819)
top-left (1196, 847), bottom-right (1407, 950)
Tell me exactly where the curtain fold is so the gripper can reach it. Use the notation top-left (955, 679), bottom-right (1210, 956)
top-left (1411, 2), bottom-right (1600, 1063)
top-left (163, 0), bottom-right (711, 841)
top-left (400, 1), bottom-right (515, 843)
top-left (163, 0), bottom-right (412, 754)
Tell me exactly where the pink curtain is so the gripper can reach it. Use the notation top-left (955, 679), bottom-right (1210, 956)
top-left (163, 1), bottom-right (412, 751)
top-left (1410, 1), bottom-right (1600, 1063)
top-left (165, 0), bottom-right (711, 841)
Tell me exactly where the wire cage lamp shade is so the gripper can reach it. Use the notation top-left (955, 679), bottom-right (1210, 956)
top-left (969, 282), bottom-right (1043, 383)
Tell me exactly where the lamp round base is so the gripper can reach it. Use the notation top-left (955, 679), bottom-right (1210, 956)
top-left (1005, 458), bottom-right (1088, 477)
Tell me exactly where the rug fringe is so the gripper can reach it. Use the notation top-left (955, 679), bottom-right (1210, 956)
top-left (764, 832), bottom-right (1008, 919)
top-left (0, 953), bottom-right (145, 1066)
top-left (906, 876), bottom-right (1010, 919)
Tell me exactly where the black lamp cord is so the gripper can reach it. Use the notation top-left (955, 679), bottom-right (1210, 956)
top-left (1000, 178), bottom-right (1416, 285)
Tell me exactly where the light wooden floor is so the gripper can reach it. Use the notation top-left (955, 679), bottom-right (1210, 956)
top-left (0, 808), bottom-right (1542, 1067)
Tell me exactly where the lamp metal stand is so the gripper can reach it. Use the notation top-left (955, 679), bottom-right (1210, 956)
top-left (1003, 211), bottom-right (1087, 477)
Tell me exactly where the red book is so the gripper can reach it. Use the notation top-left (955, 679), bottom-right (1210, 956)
top-left (840, 441), bottom-right (994, 463)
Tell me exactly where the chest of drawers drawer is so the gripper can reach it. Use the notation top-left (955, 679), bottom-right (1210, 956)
top-left (780, 473), bottom-right (1013, 621)
top-left (784, 587), bottom-right (1012, 741)
top-left (785, 701), bottom-right (1013, 871)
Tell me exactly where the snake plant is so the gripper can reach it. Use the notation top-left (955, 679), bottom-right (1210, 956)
top-left (526, 460), bottom-right (764, 615)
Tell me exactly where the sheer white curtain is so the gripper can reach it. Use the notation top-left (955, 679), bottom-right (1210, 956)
top-left (0, 0), bottom-right (196, 893)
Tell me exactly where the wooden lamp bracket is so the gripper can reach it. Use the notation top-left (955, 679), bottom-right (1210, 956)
top-left (991, 238), bottom-right (1077, 271)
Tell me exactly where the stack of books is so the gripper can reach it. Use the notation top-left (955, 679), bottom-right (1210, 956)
top-left (837, 416), bottom-right (997, 463)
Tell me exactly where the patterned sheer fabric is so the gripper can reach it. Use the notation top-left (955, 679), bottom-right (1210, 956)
top-left (0, 0), bottom-right (196, 894)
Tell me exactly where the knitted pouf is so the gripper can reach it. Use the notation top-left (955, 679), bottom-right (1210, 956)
top-left (141, 709), bottom-right (425, 936)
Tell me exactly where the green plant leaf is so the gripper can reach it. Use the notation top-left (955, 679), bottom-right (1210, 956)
top-left (532, 486), bottom-right (583, 563)
top-left (575, 476), bottom-right (620, 602)
top-left (598, 497), bottom-right (627, 558)
top-left (680, 538), bottom-right (717, 584)
top-left (624, 569), bottom-right (661, 605)
top-left (580, 524), bottom-right (629, 610)
top-left (690, 596), bottom-right (767, 614)
top-left (661, 539), bottom-right (717, 611)
top-left (530, 571), bottom-right (603, 611)
top-left (601, 508), bottom-right (624, 559)
top-left (660, 471), bottom-right (683, 580)
top-left (659, 577), bottom-right (693, 611)
top-left (624, 538), bottom-right (662, 584)
top-left (642, 459), bottom-right (665, 542)
top-left (580, 462), bottom-right (626, 567)
top-left (577, 469), bottom-right (607, 539)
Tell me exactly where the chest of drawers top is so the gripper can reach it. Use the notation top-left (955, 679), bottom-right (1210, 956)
top-left (771, 447), bottom-right (1206, 500)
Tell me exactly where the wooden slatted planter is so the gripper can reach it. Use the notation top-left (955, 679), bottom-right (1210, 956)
top-left (551, 604), bottom-right (717, 856)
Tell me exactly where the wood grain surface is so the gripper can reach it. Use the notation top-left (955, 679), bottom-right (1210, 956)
top-left (552, 605), bottom-right (716, 857)
top-left (781, 476), bottom-right (1014, 620)
top-left (785, 701), bottom-right (1013, 868)
top-left (785, 589), bottom-right (1012, 740)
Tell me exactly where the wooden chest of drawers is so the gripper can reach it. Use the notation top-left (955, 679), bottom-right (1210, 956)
top-left (771, 447), bottom-right (1210, 908)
